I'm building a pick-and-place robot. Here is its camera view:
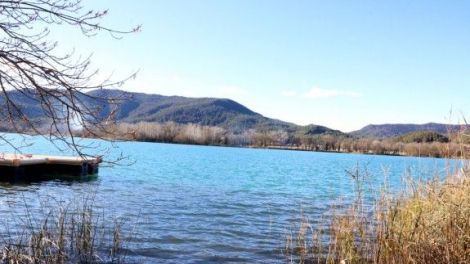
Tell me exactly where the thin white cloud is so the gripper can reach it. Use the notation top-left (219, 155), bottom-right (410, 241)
top-left (304, 87), bottom-right (362, 99)
top-left (280, 90), bottom-right (298, 97)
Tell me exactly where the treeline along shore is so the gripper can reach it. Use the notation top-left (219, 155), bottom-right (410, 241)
top-left (2, 88), bottom-right (469, 159)
top-left (75, 121), bottom-right (470, 159)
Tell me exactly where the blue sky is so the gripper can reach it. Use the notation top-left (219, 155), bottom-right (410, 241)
top-left (50, 0), bottom-right (470, 131)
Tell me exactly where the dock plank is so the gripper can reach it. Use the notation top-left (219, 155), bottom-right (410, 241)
top-left (0, 154), bottom-right (100, 167)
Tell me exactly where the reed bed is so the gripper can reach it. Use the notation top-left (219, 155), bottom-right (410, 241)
top-left (285, 162), bottom-right (470, 264)
top-left (0, 195), bottom-right (127, 264)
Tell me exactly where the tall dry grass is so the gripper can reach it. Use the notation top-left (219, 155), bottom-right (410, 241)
top-left (0, 195), bottom-right (127, 264)
top-left (285, 161), bottom-right (470, 264)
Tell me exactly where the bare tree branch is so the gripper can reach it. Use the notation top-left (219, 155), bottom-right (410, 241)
top-left (0, 0), bottom-right (139, 163)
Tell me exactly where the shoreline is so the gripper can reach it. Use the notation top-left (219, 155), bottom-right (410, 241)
top-left (99, 136), bottom-right (464, 159)
top-left (3, 130), bottom-right (467, 159)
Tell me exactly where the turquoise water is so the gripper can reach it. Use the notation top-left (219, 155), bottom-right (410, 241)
top-left (0, 135), bottom-right (460, 263)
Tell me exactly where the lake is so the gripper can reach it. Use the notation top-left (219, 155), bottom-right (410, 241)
top-left (0, 135), bottom-right (461, 263)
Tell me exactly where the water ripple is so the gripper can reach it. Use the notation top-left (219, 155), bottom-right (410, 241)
top-left (0, 138), bottom-right (457, 263)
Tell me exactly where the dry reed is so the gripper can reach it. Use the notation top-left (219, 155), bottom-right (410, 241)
top-left (0, 194), bottom-right (127, 264)
top-left (285, 161), bottom-right (470, 264)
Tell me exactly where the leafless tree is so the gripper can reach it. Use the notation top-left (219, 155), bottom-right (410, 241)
top-left (0, 0), bottom-right (139, 158)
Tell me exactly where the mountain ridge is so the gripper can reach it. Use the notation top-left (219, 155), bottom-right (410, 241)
top-left (1, 88), bottom-right (466, 139)
top-left (85, 89), bottom-right (307, 134)
top-left (351, 122), bottom-right (469, 138)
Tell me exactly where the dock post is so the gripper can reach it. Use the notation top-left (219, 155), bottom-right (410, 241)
top-left (88, 163), bottom-right (98, 175)
top-left (81, 163), bottom-right (89, 176)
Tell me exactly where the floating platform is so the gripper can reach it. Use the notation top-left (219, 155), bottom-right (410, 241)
top-left (0, 154), bottom-right (102, 181)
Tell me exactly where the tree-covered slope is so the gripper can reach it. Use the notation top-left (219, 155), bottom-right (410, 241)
top-left (395, 131), bottom-right (449, 143)
top-left (3, 89), bottom-right (467, 141)
top-left (85, 89), bottom-right (290, 133)
top-left (351, 123), bottom-right (468, 138)
top-left (83, 89), bottom-right (343, 135)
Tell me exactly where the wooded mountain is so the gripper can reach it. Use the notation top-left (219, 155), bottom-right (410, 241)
top-left (2, 88), bottom-right (466, 139)
top-left (1, 88), bottom-right (343, 136)
top-left (351, 123), bottom-right (469, 138)
top-left (86, 89), bottom-right (297, 133)
top-left (394, 131), bottom-right (449, 143)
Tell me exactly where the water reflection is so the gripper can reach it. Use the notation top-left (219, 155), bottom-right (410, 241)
top-left (0, 174), bottom-right (98, 186)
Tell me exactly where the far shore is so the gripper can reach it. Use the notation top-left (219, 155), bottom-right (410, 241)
top-left (4, 127), bottom-right (469, 159)
top-left (82, 134), bottom-right (470, 159)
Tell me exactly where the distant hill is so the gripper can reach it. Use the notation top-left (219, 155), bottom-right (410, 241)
top-left (4, 89), bottom-right (465, 140)
top-left (352, 123), bottom-right (468, 138)
top-left (1, 89), bottom-right (343, 136)
top-left (85, 89), bottom-right (299, 133)
top-left (0, 89), bottom-right (44, 120)
top-left (395, 131), bottom-right (449, 143)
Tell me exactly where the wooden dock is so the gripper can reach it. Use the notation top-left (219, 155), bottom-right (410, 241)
top-left (0, 154), bottom-right (102, 181)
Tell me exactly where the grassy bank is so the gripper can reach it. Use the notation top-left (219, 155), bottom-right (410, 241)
top-left (285, 163), bottom-right (470, 264)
